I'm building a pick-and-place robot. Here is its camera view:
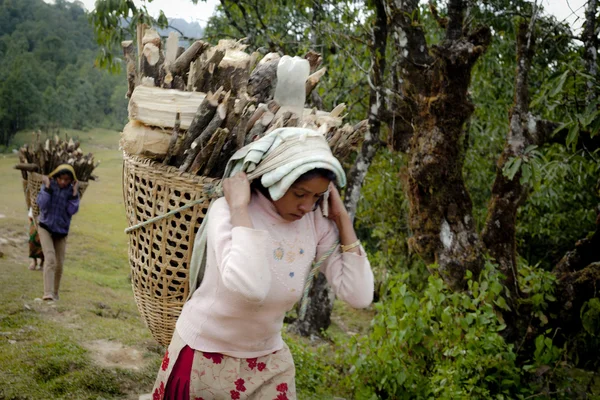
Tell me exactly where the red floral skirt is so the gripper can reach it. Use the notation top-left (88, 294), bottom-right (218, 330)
top-left (153, 331), bottom-right (296, 400)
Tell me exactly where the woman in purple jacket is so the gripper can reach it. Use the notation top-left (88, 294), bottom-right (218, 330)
top-left (37, 164), bottom-right (80, 301)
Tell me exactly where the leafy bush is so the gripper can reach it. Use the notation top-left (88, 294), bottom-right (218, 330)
top-left (342, 262), bottom-right (527, 399)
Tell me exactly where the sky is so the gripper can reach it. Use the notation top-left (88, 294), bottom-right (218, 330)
top-left (56, 0), bottom-right (588, 31)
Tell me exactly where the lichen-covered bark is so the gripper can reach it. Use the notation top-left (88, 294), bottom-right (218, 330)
top-left (583, 0), bottom-right (598, 103)
top-left (385, 0), bottom-right (490, 289)
top-left (344, 0), bottom-right (388, 222)
top-left (482, 22), bottom-right (536, 300)
top-left (551, 213), bottom-right (600, 353)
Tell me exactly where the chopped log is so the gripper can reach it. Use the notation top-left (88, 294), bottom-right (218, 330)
top-left (245, 104), bottom-right (268, 135)
top-left (136, 23), bottom-right (147, 74)
top-left (191, 48), bottom-right (226, 92)
top-left (122, 40), bottom-right (137, 98)
top-left (330, 103), bottom-right (346, 118)
top-left (176, 46), bottom-right (185, 59)
top-left (248, 53), bottom-right (280, 104)
top-left (209, 41), bottom-right (252, 95)
top-left (14, 163), bottom-right (39, 172)
top-left (163, 112), bottom-right (181, 165)
top-left (267, 100), bottom-right (280, 115)
top-left (246, 111), bottom-right (274, 144)
top-left (202, 128), bottom-right (230, 176)
top-left (174, 90), bottom-right (220, 165)
top-left (142, 28), bottom-right (161, 49)
top-left (235, 104), bottom-right (256, 150)
top-left (304, 50), bottom-right (323, 73)
top-left (141, 42), bottom-right (165, 86)
top-left (165, 32), bottom-right (180, 66)
top-left (128, 86), bottom-right (207, 130)
top-left (180, 102), bottom-right (227, 172)
top-left (172, 75), bottom-right (186, 91)
top-left (306, 67), bottom-right (327, 97)
top-left (120, 120), bottom-right (171, 160)
top-left (189, 127), bottom-right (229, 175)
top-left (172, 40), bottom-right (209, 76)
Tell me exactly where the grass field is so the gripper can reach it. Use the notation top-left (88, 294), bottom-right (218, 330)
top-left (0, 128), bottom-right (372, 399)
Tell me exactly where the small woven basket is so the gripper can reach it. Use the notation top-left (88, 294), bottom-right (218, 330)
top-left (26, 172), bottom-right (89, 219)
top-left (122, 152), bottom-right (216, 346)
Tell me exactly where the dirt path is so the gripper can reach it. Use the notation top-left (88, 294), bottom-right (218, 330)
top-left (0, 224), bottom-right (152, 385)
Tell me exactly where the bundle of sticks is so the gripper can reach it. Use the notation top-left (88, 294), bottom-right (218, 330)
top-left (15, 134), bottom-right (98, 182)
top-left (120, 30), bottom-right (367, 178)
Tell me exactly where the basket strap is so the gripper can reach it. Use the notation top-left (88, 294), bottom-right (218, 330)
top-left (298, 241), bottom-right (339, 320)
top-left (124, 182), bottom-right (222, 234)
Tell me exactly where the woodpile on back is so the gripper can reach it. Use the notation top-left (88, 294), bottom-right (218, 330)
top-left (120, 27), bottom-right (367, 178)
top-left (15, 134), bottom-right (98, 181)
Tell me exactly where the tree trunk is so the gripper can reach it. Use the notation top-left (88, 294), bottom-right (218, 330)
top-left (385, 0), bottom-right (490, 289)
top-left (288, 273), bottom-right (334, 337)
top-left (583, 0), bottom-right (598, 103)
top-left (344, 0), bottom-right (387, 222)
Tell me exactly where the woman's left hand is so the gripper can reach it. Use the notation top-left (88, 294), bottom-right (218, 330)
top-left (327, 183), bottom-right (349, 224)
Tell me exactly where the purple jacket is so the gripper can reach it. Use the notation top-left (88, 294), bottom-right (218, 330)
top-left (37, 180), bottom-right (80, 236)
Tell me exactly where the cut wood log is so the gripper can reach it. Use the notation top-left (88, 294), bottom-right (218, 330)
top-left (142, 28), bottom-right (161, 49)
top-left (128, 86), bottom-right (207, 130)
top-left (120, 120), bottom-right (171, 160)
top-left (163, 112), bottom-right (181, 165)
top-left (136, 23), bottom-right (147, 75)
top-left (267, 99), bottom-right (280, 115)
top-left (174, 90), bottom-right (220, 165)
top-left (14, 163), bottom-right (39, 172)
top-left (172, 40), bottom-right (209, 76)
top-left (245, 104), bottom-right (268, 135)
top-left (165, 31), bottom-right (180, 65)
top-left (122, 40), bottom-right (137, 98)
top-left (191, 48), bottom-right (226, 92)
top-left (306, 67), bottom-right (327, 97)
top-left (304, 50), bottom-right (322, 73)
top-left (248, 52), bottom-right (280, 104)
top-left (209, 41), bottom-right (252, 95)
top-left (202, 127), bottom-right (230, 176)
top-left (141, 42), bottom-right (165, 86)
top-left (188, 126), bottom-right (228, 175)
top-left (234, 104), bottom-right (256, 150)
top-left (246, 111), bottom-right (274, 144)
top-left (180, 102), bottom-right (227, 172)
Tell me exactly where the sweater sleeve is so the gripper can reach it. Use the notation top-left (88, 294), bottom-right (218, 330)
top-left (37, 186), bottom-right (51, 212)
top-left (314, 213), bottom-right (374, 309)
top-left (66, 193), bottom-right (80, 216)
top-left (207, 198), bottom-right (272, 303)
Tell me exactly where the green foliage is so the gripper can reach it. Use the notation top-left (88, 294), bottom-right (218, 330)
top-left (581, 298), bottom-right (600, 337)
top-left (355, 149), bottom-right (428, 294)
top-left (0, 0), bottom-right (127, 146)
top-left (518, 261), bottom-right (557, 326)
top-left (343, 262), bottom-right (527, 399)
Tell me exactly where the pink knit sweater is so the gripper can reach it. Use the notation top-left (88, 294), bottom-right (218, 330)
top-left (176, 191), bottom-right (374, 358)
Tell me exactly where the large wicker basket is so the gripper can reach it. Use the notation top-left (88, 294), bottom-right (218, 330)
top-left (26, 172), bottom-right (89, 219)
top-left (122, 152), bottom-right (216, 346)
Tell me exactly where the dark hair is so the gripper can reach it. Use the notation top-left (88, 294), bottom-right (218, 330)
top-left (54, 169), bottom-right (74, 180)
top-left (250, 168), bottom-right (337, 200)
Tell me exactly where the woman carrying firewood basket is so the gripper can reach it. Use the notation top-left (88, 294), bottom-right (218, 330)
top-left (152, 127), bottom-right (374, 400)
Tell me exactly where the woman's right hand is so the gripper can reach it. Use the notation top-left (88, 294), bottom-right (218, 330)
top-left (41, 175), bottom-right (50, 188)
top-left (223, 172), bottom-right (251, 210)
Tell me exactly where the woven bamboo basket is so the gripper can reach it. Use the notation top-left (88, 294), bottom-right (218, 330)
top-left (122, 152), bottom-right (216, 346)
top-left (22, 178), bottom-right (30, 210)
top-left (27, 172), bottom-right (89, 219)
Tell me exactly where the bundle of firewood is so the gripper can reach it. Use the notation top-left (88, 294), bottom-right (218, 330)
top-left (120, 28), bottom-right (367, 178)
top-left (15, 134), bottom-right (98, 181)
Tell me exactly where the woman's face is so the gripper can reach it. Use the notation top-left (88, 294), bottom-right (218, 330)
top-left (273, 176), bottom-right (330, 222)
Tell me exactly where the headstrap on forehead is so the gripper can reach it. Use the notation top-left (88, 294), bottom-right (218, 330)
top-left (48, 164), bottom-right (77, 181)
